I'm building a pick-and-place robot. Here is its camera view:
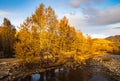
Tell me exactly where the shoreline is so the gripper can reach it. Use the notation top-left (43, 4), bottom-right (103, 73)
top-left (0, 54), bottom-right (120, 81)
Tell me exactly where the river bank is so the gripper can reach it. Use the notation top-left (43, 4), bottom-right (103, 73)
top-left (0, 54), bottom-right (120, 81)
top-left (0, 57), bottom-right (67, 81)
top-left (93, 54), bottom-right (120, 81)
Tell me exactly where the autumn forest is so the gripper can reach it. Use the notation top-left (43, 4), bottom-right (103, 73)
top-left (0, 3), bottom-right (120, 65)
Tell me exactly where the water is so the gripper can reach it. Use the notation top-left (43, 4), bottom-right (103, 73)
top-left (15, 67), bottom-right (109, 81)
top-left (31, 74), bottom-right (40, 81)
top-left (109, 54), bottom-right (120, 59)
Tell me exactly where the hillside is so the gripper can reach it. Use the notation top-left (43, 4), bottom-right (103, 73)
top-left (105, 35), bottom-right (120, 43)
top-left (105, 35), bottom-right (120, 54)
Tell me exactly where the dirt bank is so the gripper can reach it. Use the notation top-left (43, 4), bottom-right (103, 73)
top-left (0, 58), bottom-right (64, 81)
top-left (93, 54), bottom-right (120, 81)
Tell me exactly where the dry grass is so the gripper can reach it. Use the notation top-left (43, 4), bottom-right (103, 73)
top-left (102, 56), bottom-right (111, 61)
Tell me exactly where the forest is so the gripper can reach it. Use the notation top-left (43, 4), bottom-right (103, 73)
top-left (0, 4), bottom-right (120, 65)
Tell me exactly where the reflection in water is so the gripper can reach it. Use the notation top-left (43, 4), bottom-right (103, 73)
top-left (88, 74), bottom-right (109, 81)
top-left (16, 67), bottom-right (93, 81)
top-left (31, 74), bottom-right (40, 81)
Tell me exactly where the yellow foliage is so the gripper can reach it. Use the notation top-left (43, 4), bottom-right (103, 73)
top-left (14, 3), bottom-right (120, 66)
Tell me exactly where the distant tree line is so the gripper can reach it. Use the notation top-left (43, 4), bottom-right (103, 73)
top-left (0, 18), bottom-right (16, 58)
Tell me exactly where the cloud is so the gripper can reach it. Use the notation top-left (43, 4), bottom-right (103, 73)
top-left (70, 0), bottom-right (81, 8)
top-left (70, 0), bottom-right (104, 8)
top-left (68, 0), bottom-right (119, 38)
top-left (69, 16), bottom-right (86, 27)
top-left (65, 4), bottom-right (120, 27)
top-left (113, 27), bottom-right (120, 29)
top-left (63, 12), bottom-right (87, 28)
top-left (0, 10), bottom-right (11, 16)
top-left (82, 7), bottom-right (99, 16)
top-left (107, 23), bottom-right (120, 29)
top-left (90, 34), bottom-right (106, 38)
top-left (82, 5), bottom-right (120, 26)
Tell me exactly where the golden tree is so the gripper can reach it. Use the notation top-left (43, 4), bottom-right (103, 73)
top-left (0, 18), bottom-right (16, 57)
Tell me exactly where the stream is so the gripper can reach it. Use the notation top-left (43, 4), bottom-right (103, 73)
top-left (13, 54), bottom-right (120, 81)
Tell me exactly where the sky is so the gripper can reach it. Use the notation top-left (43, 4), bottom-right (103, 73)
top-left (0, 0), bottom-right (120, 38)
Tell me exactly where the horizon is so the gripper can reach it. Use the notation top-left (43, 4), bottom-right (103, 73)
top-left (0, 0), bottom-right (120, 38)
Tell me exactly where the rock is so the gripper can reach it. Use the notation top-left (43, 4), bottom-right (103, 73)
top-left (0, 71), bottom-right (9, 79)
top-left (92, 54), bottom-right (120, 81)
top-left (8, 73), bottom-right (12, 76)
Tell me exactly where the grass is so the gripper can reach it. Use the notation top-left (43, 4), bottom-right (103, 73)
top-left (102, 56), bottom-right (111, 61)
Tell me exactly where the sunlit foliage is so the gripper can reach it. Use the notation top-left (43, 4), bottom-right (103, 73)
top-left (0, 3), bottom-right (119, 66)
top-left (0, 18), bottom-right (16, 57)
top-left (13, 4), bottom-right (120, 65)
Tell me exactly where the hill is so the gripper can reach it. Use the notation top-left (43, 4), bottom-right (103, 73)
top-left (105, 35), bottom-right (120, 43)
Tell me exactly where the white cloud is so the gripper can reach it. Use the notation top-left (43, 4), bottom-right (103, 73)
top-left (68, 4), bottom-right (120, 27)
top-left (63, 12), bottom-right (87, 28)
top-left (107, 23), bottom-right (120, 29)
top-left (81, 7), bottom-right (99, 18)
top-left (0, 10), bottom-right (11, 16)
top-left (64, 6), bottom-right (120, 38)
top-left (84, 5), bottom-right (120, 26)
top-left (70, 0), bottom-right (80, 8)
top-left (90, 34), bottom-right (106, 38)
top-left (70, 1), bottom-right (120, 26)
top-left (70, 0), bottom-right (104, 8)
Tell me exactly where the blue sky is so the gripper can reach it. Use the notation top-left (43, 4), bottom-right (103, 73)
top-left (0, 0), bottom-right (120, 38)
